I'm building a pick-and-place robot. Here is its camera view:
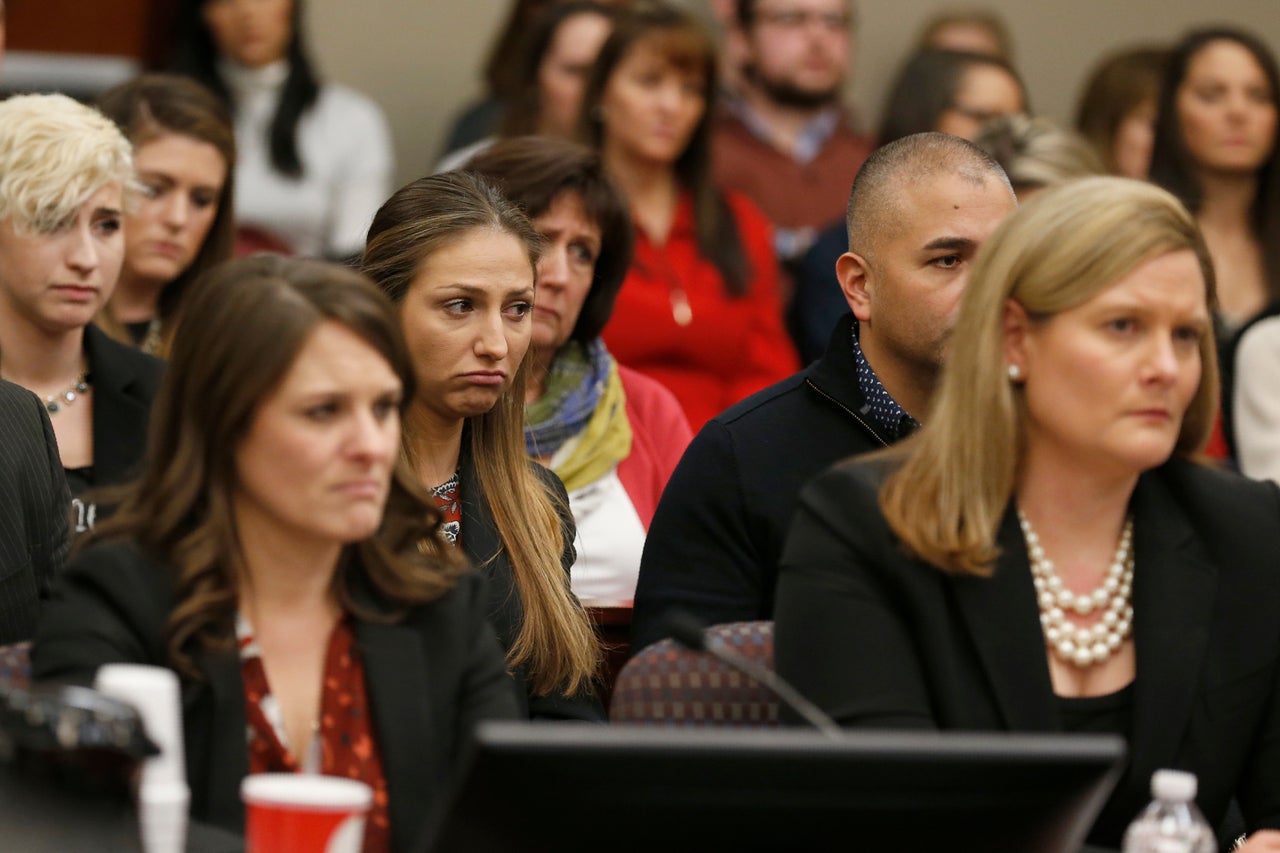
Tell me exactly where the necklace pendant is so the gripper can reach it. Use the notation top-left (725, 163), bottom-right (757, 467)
top-left (670, 290), bottom-right (693, 327)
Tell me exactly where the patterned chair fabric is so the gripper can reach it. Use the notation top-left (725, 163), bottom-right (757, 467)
top-left (0, 641), bottom-right (32, 691)
top-left (609, 621), bottom-right (778, 727)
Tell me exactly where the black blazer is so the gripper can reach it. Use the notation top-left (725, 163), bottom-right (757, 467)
top-left (775, 456), bottom-right (1280, 848)
top-left (31, 542), bottom-right (520, 853)
top-left (0, 380), bottom-right (70, 643)
top-left (83, 323), bottom-right (164, 490)
top-left (459, 452), bottom-right (605, 721)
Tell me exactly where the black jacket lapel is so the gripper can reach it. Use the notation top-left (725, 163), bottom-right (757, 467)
top-left (356, 620), bottom-right (434, 853)
top-left (949, 504), bottom-right (1060, 731)
top-left (84, 325), bottom-right (157, 485)
top-left (1128, 470), bottom-right (1217, 776)
top-left (189, 646), bottom-right (249, 830)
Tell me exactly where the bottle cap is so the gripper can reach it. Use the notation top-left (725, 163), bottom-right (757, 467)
top-left (1151, 769), bottom-right (1197, 801)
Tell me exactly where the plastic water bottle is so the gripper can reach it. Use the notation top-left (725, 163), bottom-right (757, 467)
top-left (1122, 769), bottom-right (1216, 853)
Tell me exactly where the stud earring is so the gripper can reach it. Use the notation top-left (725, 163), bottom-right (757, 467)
top-left (1007, 364), bottom-right (1023, 381)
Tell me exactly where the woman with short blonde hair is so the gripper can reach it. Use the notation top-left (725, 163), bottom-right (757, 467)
top-left (0, 93), bottom-right (162, 528)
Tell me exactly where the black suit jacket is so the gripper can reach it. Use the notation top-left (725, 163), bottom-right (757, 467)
top-left (83, 323), bottom-right (164, 491)
top-left (775, 456), bottom-right (1280, 848)
top-left (0, 380), bottom-right (71, 643)
top-left (30, 542), bottom-right (520, 853)
top-left (631, 313), bottom-right (903, 652)
top-left (459, 452), bottom-right (605, 721)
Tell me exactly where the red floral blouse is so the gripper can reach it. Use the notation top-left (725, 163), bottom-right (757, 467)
top-left (239, 613), bottom-right (390, 853)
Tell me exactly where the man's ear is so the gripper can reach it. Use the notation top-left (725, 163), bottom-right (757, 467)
top-left (837, 251), bottom-right (872, 323)
top-left (1002, 298), bottom-right (1031, 374)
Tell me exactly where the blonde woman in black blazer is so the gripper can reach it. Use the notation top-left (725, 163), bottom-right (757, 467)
top-left (0, 95), bottom-right (163, 534)
top-left (775, 178), bottom-right (1280, 851)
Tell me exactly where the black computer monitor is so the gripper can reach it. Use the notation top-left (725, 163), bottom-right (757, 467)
top-left (430, 722), bottom-right (1126, 853)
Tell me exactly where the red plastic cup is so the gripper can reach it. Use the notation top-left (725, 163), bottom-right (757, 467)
top-left (241, 774), bottom-right (372, 853)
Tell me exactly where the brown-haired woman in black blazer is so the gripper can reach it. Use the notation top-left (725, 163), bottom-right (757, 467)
top-left (33, 256), bottom-right (517, 853)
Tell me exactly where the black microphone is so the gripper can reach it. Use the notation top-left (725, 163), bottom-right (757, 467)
top-left (662, 610), bottom-right (844, 739)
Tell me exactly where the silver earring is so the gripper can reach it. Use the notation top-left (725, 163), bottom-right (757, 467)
top-left (1007, 364), bottom-right (1023, 381)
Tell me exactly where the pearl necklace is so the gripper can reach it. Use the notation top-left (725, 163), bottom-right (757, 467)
top-left (1018, 509), bottom-right (1134, 669)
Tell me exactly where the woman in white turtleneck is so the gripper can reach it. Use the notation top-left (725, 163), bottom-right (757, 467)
top-left (173, 0), bottom-right (393, 260)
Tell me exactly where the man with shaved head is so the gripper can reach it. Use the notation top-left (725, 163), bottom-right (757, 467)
top-left (632, 132), bottom-right (1016, 651)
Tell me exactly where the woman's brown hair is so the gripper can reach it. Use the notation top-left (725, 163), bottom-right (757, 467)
top-left (362, 170), bottom-right (601, 696)
top-left (95, 73), bottom-right (237, 355)
top-left (465, 136), bottom-right (634, 344)
top-left (1074, 45), bottom-right (1168, 175)
top-left (498, 2), bottom-right (617, 139)
top-left (84, 255), bottom-right (466, 678)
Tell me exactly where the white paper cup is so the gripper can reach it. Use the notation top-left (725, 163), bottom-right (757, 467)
top-left (138, 782), bottom-right (191, 853)
top-left (94, 664), bottom-right (187, 788)
top-left (241, 774), bottom-right (372, 853)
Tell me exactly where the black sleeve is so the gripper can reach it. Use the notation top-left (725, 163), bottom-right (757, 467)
top-left (773, 465), bottom-right (936, 729)
top-left (451, 572), bottom-right (523, 734)
top-left (31, 543), bottom-right (168, 686)
top-left (32, 395), bottom-right (72, 602)
top-left (632, 420), bottom-right (764, 653)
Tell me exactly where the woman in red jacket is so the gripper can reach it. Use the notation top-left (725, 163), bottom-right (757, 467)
top-left (579, 2), bottom-right (799, 429)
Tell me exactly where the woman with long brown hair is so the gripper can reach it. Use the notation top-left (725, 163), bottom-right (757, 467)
top-left (33, 255), bottom-right (517, 852)
top-left (95, 73), bottom-right (236, 356)
top-left (362, 170), bottom-right (603, 720)
top-left (579, 2), bottom-right (798, 429)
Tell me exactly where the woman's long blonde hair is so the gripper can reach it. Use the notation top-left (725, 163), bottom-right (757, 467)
top-left (362, 171), bottom-right (600, 696)
top-left (881, 177), bottom-right (1219, 576)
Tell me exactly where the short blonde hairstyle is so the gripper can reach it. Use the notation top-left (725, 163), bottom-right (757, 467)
top-left (0, 93), bottom-right (134, 234)
top-left (881, 177), bottom-right (1217, 576)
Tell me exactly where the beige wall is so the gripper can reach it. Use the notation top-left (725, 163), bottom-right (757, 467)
top-left (307, 0), bottom-right (1280, 188)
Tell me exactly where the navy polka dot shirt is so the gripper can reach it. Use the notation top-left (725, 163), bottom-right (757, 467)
top-left (851, 320), bottom-right (919, 440)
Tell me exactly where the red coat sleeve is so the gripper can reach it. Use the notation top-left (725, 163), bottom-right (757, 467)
top-left (724, 192), bottom-right (801, 404)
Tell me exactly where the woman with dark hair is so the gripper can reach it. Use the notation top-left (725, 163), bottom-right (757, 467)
top-left (1150, 27), bottom-right (1280, 336)
top-left (438, 2), bottom-right (616, 172)
top-left (362, 170), bottom-right (603, 720)
top-left (0, 94), bottom-right (163, 532)
top-left (172, 0), bottom-right (393, 259)
top-left (1074, 45), bottom-right (1169, 179)
top-left (33, 255), bottom-right (518, 852)
top-left (95, 73), bottom-right (236, 356)
top-left (1148, 28), bottom-right (1280, 464)
top-left (579, 2), bottom-right (798, 429)
top-left (878, 48), bottom-right (1026, 146)
top-left (438, 0), bottom-right (555, 155)
top-left (467, 136), bottom-right (691, 601)
top-left (774, 177), bottom-right (1280, 850)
